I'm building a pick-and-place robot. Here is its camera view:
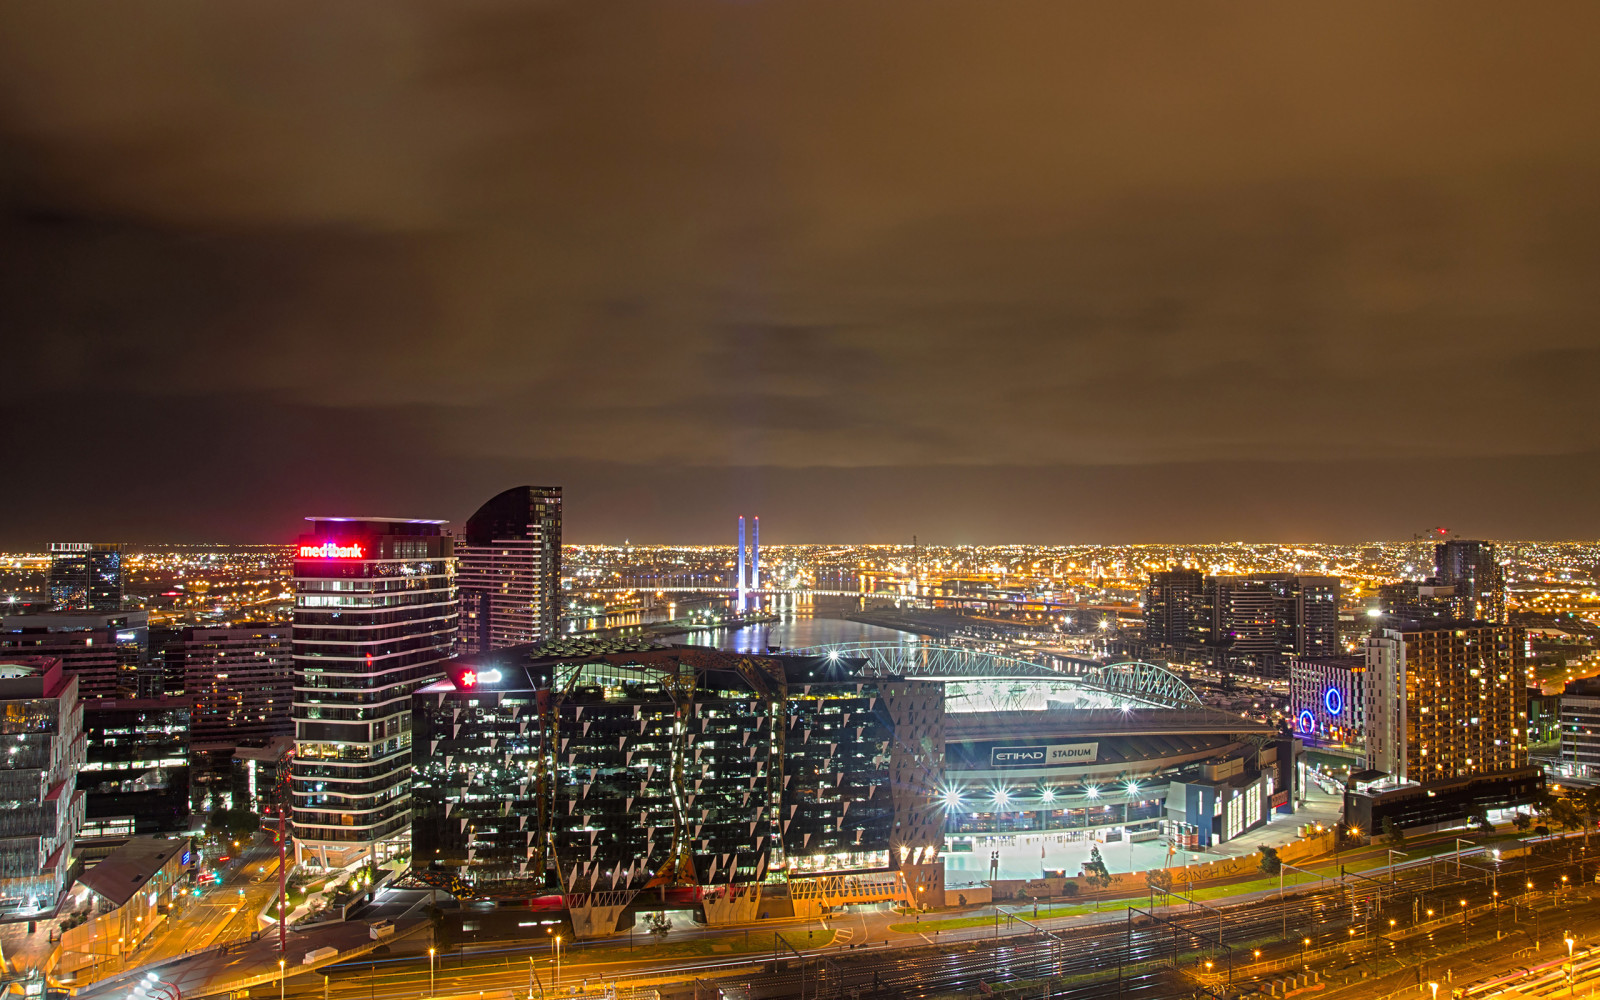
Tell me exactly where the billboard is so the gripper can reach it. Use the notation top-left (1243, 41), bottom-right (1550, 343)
top-left (989, 742), bottom-right (1099, 768)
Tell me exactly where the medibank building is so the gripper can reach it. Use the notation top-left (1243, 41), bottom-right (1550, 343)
top-left (289, 517), bottom-right (456, 869)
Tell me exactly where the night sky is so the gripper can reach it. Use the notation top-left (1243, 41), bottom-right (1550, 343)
top-left (3, 3), bottom-right (1599, 545)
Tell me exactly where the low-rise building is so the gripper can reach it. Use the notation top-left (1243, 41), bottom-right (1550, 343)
top-left (1560, 678), bottom-right (1600, 778)
top-left (56, 835), bottom-right (193, 979)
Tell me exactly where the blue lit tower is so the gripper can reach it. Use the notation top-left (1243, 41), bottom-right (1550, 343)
top-left (737, 516), bottom-right (747, 611)
top-left (751, 516), bottom-right (760, 601)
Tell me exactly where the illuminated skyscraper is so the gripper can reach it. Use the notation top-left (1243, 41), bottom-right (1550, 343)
top-left (455, 487), bottom-right (562, 655)
top-left (47, 543), bottom-right (122, 612)
top-left (1364, 621), bottom-right (1527, 784)
top-left (289, 517), bottom-right (456, 869)
top-left (1142, 569), bottom-right (1202, 650)
top-left (1433, 540), bottom-right (1505, 624)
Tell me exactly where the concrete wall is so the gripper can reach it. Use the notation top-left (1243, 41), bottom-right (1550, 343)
top-left (983, 829), bottom-right (1339, 901)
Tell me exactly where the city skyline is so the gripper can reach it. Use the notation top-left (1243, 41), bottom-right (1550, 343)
top-left (4, 4), bottom-right (1600, 546)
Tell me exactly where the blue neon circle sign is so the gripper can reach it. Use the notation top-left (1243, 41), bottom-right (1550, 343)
top-left (1298, 709), bottom-right (1316, 733)
top-left (1324, 687), bottom-right (1344, 717)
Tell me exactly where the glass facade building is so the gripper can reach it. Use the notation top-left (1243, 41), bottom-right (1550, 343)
top-left (48, 542), bottom-right (123, 612)
top-left (455, 486), bottom-right (562, 656)
top-left (290, 517), bottom-right (456, 869)
top-left (410, 641), bottom-right (944, 934)
top-left (0, 657), bottom-right (85, 916)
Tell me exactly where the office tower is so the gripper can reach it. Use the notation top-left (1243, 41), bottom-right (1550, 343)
top-left (1363, 621), bottom-right (1527, 784)
top-left (1289, 656), bottom-right (1365, 745)
top-left (455, 486), bottom-right (563, 656)
top-left (1142, 569), bottom-right (1203, 650)
top-left (80, 696), bottom-right (190, 834)
top-left (47, 542), bottom-right (123, 612)
top-left (177, 624), bottom-right (293, 748)
top-left (0, 656), bottom-right (85, 916)
top-left (1434, 540), bottom-right (1506, 624)
top-left (410, 642), bottom-right (944, 934)
top-left (1560, 678), bottom-right (1600, 778)
top-left (0, 610), bottom-right (149, 700)
top-left (290, 517), bottom-right (456, 869)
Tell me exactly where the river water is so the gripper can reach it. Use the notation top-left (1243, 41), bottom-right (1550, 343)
top-left (679, 613), bottom-right (919, 653)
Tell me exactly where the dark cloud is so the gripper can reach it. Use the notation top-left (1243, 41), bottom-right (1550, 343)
top-left (1, 1), bottom-right (1598, 544)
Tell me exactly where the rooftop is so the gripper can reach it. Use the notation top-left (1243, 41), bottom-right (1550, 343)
top-left (303, 516), bottom-right (448, 524)
top-left (77, 835), bottom-right (190, 907)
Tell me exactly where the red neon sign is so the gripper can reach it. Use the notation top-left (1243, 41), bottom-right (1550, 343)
top-left (461, 670), bottom-right (477, 687)
top-left (297, 541), bottom-right (365, 559)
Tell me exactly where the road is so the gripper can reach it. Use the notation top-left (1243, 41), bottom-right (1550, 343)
top-left (133, 834), bottom-right (286, 968)
top-left (243, 840), bottom-right (1598, 1000)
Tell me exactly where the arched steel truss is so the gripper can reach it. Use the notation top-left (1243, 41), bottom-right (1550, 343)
top-left (786, 641), bottom-right (1202, 710)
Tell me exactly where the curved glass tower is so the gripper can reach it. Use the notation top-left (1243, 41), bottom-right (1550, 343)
top-left (455, 486), bottom-right (562, 655)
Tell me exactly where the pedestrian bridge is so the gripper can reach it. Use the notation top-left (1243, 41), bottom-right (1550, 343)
top-left (787, 641), bottom-right (1202, 710)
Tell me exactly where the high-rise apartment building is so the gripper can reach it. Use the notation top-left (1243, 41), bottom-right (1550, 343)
top-left (1377, 581), bottom-right (1465, 623)
top-left (1142, 570), bottom-right (1203, 650)
top-left (1148, 572), bottom-right (1341, 677)
top-left (1433, 540), bottom-right (1506, 624)
top-left (290, 517), bottom-right (456, 869)
top-left (1194, 576), bottom-right (1280, 662)
top-left (1363, 621), bottom-right (1526, 784)
top-left (176, 624), bottom-right (293, 749)
top-left (455, 487), bottom-right (561, 656)
top-left (1270, 575), bottom-right (1341, 659)
top-left (0, 611), bottom-right (149, 700)
top-left (47, 543), bottom-right (123, 612)
top-left (1559, 678), bottom-right (1600, 779)
top-left (0, 656), bottom-right (85, 915)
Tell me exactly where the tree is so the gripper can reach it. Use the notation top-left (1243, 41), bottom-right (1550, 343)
top-left (207, 808), bottom-right (261, 845)
top-left (1469, 809), bottom-right (1494, 835)
top-left (1146, 868), bottom-right (1174, 896)
top-left (1513, 812), bottom-right (1532, 833)
top-left (1257, 845), bottom-right (1282, 876)
top-left (1082, 845), bottom-right (1114, 911)
top-left (1382, 817), bottom-right (1406, 848)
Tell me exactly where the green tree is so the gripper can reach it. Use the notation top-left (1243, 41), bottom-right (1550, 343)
top-left (1469, 809), bottom-right (1494, 834)
top-left (1257, 845), bottom-right (1282, 876)
top-left (1512, 812), bottom-right (1532, 833)
top-left (1382, 817), bottom-right (1406, 848)
top-left (1146, 867), bottom-right (1174, 896)
top-left (1082, 845), bottom-right (1114, 911)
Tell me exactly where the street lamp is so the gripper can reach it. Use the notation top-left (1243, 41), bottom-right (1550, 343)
top-left (554, 935), bottom-right (562, 988)
top-left (429, 947), bottom-right (436, 998)
top-left (279, 959), bottom-right (286, 1000)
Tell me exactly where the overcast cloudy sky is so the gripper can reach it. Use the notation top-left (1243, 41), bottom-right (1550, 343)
top-left (2, 2), bottom-right (1598, 545)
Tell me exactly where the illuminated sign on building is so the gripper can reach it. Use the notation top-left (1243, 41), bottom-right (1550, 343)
top-left (989, 742), bottom-right (1099, 768)
top-left (460, 669), bottom-right (503, 688)
top-left (1298, 709), bottom-right (1316, 733)
top-left (297, 542), bottom-right (365, 559)
top-left (1324, 687), bottom-right (1344, 717)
